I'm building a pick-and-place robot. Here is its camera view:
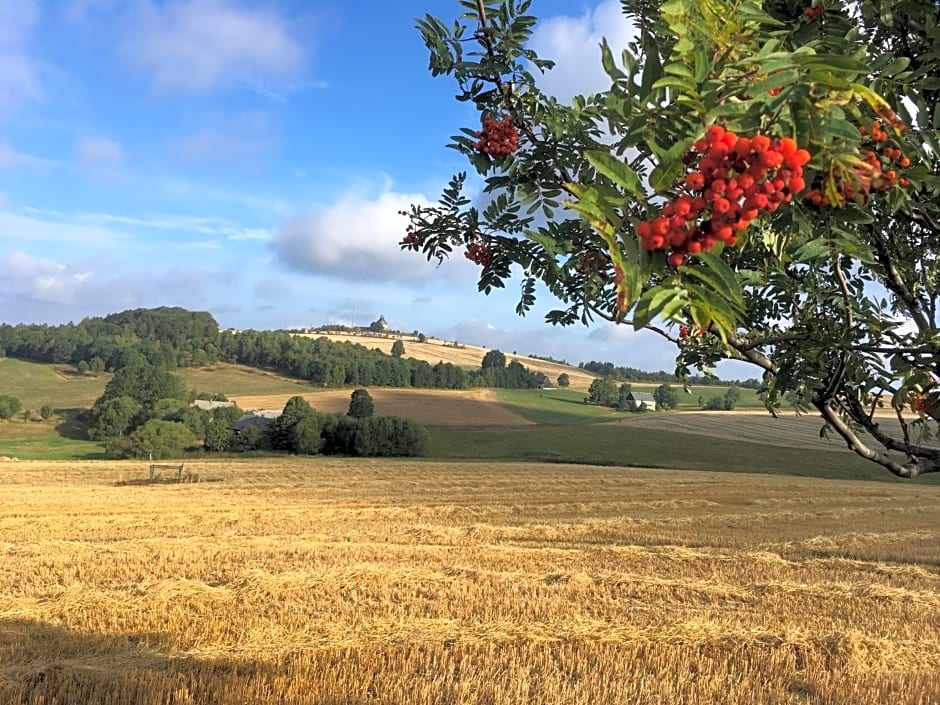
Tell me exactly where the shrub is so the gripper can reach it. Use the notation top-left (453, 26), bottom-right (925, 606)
top-left (122, 420), bottom-right (196, 459)
top-left (0, 395), bottom-right (22, 420)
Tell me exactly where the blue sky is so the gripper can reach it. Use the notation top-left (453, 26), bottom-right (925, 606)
top-left (0, 0), bottom-right (752, 376)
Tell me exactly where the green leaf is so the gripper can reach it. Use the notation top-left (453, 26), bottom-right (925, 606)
top-left (633, 286), bottom-right (687, 330)
top-left (651, 76), bottom-right (700, 97)
top-left (664, 62), bottom-right (694, 78)
top-left (681, 250), bottom-right (744, 310)
top-left (584, 150), bottom-right (644, 198)
top-left (792, 239), bottom-right (832, 261)
top-left (600, 39), bottom-right (626, 81)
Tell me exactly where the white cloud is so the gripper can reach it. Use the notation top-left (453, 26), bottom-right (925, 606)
top-left (0, 250), bottom-right (91, 304)
top-left (0, 54), bottom-right (41, 107)
top-left (0, 0), bottom-right (39, 45)
top-left (171, 112), bottom-right (273, 164)
top-left (73, 211), bottom-right (272, 241)
top-left (273, 190), bottom-right (452, 283)
top-left (0, 248), bottom-right (245, 322)
top-left (0, 1), bottom-right (42, 109)
top-left (0, 141), bottom-right (50, 169)
top-left (0, 209), bottom-right (122, 246)
top-left (61, 0), bottom-right (119, 24)
top-left (531, 0), bottom-right (638, 102)
top-left (75, 135), bottom-right (124, 166)
top-left (122, 0), bottom-right (306, 93)
top-left (253, 277), bottom-right (292, 301)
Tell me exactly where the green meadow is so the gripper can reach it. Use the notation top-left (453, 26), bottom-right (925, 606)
top-left (1, 359), bottom-right (932, 484)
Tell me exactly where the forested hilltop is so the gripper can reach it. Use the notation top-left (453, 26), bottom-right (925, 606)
top-left (0, 307), bottom-right (543, 390)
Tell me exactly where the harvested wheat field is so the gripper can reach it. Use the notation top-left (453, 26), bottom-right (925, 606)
top-left (1, 459), bottom-right (939, 704)
top-left (231, 388), bottom-right (534, 427)
top-left (300, 332), bottom-right (599, 390)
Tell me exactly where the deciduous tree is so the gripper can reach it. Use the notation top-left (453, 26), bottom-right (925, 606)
top-left (405, 0), bottom-right (940, 477)
top-left (654, 384), bottom-right (680, 411)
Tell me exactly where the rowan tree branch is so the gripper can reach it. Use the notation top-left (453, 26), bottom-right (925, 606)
top-left (812, 396), bottom-right (931, 478)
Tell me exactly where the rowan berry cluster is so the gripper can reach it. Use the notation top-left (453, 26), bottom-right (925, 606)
top-left (398, 209), bottom-right (420, 249)
top-left (804, 4), bottom-right (824, 20)
top-left (911, 393), bottom-right (932, 414)
top-left (473, 114), bottom-right (519, 158)
top-left (465, 242), bottom-right (492, 266)
top-left (678, 325), bottom-right (706, 339)
top-left (804, 119), bottom-right (911, 206)
top-left (636, 125), bottom-right (811, 267)
top-left (574, 251), bottom-right (610, 275)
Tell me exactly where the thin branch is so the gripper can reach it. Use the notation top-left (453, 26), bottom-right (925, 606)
top-left (894, 404), bottom-right (915, 458)
top-left (818, 257), bottom-right (854, 403)
top-left (871, 231), bottom-right (930, 332)
top-left (726, 333), bottom-right (779, 374)
top-left (812, 396), bottom-right (928, 478)
top-left (737, 333), bottom-right (810, 351)
top-left (473, 0), bottom-right (575, 188)
top-left (841, 393), bottom-right (940, 461)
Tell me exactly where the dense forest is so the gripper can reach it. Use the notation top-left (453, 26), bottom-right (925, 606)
top-left (0, 307), bottom-right (542, 390)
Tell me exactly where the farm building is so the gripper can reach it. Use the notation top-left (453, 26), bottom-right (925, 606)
top-left (192, 399), bottom-right (236, 411)
top-left (625, 391), bottom-right (656, 411)
top-left (232, 410), bottom-right (282, 434)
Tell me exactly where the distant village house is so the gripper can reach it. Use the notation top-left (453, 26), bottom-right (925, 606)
top-left (192, 399), bottom-right (236, 411)
top-left (625, 391), bottom-right (656, 412)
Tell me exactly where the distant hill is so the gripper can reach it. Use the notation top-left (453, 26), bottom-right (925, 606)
top-left (297, 332), bottom-right (598, 391)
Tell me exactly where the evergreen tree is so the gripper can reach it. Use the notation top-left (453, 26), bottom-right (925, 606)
top-left (347, 389), bottom-right (375, 418)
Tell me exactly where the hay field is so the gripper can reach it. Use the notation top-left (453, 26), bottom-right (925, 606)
top-left (1, 459), bottom-right (938, 705)
top-left (231, 388), bottom-right (534, 427)
top-left (0, 358), bottom-right (107, 410)
top-left (300, 332), bottom-right (599, 390)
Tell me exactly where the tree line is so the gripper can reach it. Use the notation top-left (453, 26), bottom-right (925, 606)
top-left (578, 361), bottom-right (760, 389)
top-left (85, 366), bottom-right (429, 459)
top-left (0, 307), bottom-right (545, 390)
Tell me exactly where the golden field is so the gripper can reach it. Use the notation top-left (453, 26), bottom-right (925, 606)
top-left (299, 332), bottom-right (599, 390)
top-left (1, 459), bottom-right (939, 704)
top-left (230, 388), bottom-right (534, 427)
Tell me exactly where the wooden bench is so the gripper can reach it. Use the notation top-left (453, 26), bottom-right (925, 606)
top-left (149, 462), bottom-right (184, 481)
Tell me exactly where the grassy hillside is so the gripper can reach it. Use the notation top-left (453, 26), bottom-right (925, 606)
top-left (428, 423), bottom-right (940, 483)
top-left (299, 332), bottom-right (600, 390)
top-left (3, 459), bottom-right (938, 704)
top-left (628, 382), bottom-right (765, 410)
top-left (0, 358), bottom-right (108, 410)
top-left (174, 364), bottom-right (312, 397)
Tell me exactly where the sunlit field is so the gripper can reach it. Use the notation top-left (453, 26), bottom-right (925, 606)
top-left (2, 459), bottom-right (938, 704)
top-left (301, 333), bottom-right (600, 390)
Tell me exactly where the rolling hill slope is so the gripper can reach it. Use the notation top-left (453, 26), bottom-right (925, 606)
top-left (297, 332), bottom-right (599, 390)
